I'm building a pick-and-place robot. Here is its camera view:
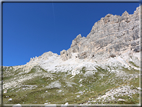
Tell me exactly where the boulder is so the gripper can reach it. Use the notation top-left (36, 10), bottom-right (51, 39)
top-left (46, 81), bottom-right (61, 89)
top-left (12, 104), bottom-right (22, 107)
top-left (134, 46), bottom-right (141, 52)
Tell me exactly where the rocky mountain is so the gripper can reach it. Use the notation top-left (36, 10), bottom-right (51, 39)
top-left (60, 5), bottom-right (140, 61)
top-left (2, 6), bottom-right (141, 106)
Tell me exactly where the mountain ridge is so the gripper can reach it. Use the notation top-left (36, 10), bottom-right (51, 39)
top-left (9, 6), bottom-right (140, 73)
top-left (2, 6), bottom-right (141, 105)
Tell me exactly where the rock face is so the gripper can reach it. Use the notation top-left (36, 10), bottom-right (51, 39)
top-left (4, 6), bottom-right (140, 76)
top-left (3, 6), bottom-right (141, 105)
top-left (60, 6), bottom-right (140, 61)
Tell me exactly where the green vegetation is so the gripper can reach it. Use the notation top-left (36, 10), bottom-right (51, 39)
top-left (3, 65), bottom-right (140, 104)
top-left (121, 66), bottom-right (140, 74)
top-left (129, 61), bottom-right (139, 68)
top-left (80, 67), bottom-right (86, 74)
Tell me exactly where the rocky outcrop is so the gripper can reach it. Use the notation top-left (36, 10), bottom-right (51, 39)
top-left (60, 6), bottom-right (140, 61)
top-left (60, 50), bottom-right (68, 61)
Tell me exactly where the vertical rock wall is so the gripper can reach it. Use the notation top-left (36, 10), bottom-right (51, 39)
top-left (60, 6), bottom-right (141, 61)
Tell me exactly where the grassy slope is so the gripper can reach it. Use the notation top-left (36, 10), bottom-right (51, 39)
top-left (3, 65), bottom-right (140, 104)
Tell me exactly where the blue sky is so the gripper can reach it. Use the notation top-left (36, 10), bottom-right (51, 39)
top-left (3, 2), bottom-right (140, 66)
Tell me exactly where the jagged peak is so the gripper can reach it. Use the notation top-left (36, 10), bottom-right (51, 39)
top-left (133, 5), bottom-right (141, 15)
top-left (75, 34), bottom-right (82, 40)
top-left (60, 49), bottom-right (66, 55)
top-left (135, 5), bottom-right (140, 12)
top-left (29, 51), bottom-right (58, 62)
top-left (70, 34), bottom-right (82, 48)
top-left (41, 51), bottom-right (59, 58)
top-left (122, 11), bottom-right (129, 17)
top-left (62, 6), bottom-right (140, 62)
top-left (105, 13), bottom-right (113, 17)
top-left (41, 51), bottom-right (53, 56)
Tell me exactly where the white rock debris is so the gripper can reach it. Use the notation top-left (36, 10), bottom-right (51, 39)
top-left (12, 104), bottom-right (22, 107)
top-left (86, 85), bottom-right (140, 104)
top-left (46, 81), bottom-right (61, 89)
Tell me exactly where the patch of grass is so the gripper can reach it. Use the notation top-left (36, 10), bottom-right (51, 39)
top-left (96, 66), bottom-right (107, 73)
top-left (129, 77), bottom-right (140, 88)
top-left (80, 67), bottom-right (86, 74)
top-left (26, 66), bottom-right (47, 75)
top-left (3, 75), bottom-right (15, 81)
top-left (3, 67), bottom-right (19, 82)
top-left (121, 67), bottom-right (139, 74)
top-left (129, 61), bottom-right (139, 68)
top-left (22, 76), bottom-right (51, 88)
top-left (27, 68), bottom-right (36, 74)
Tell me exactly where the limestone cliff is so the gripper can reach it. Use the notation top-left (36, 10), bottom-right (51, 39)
top-left (60, 6), bottom-right (141, 61)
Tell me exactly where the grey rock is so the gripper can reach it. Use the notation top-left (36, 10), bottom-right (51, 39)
top-left (122, 11), bottom-right (129, 17)
top-left (60, 6), bottom-right (140, 61)
top-left (46, 81), bottom-right (61, 89)
top-left (131, 56), bottom-right (140, 66)
top-left (119, 21), bottom-right (128, 31)
top-left (84, 71), bottom-right (95, 77)
top-left (112, 15), bottom-right (120, 23)
top-left (60, 49), bottom-right (66, 55)
top-left (71, 34), bottom-right (82, 47)
top-left (131, 41), bottom-right (139, 46)
top-left (134, 46), bottom-right (141, 52)
top-left (60, 50), bottom-right (68, 61)
top-left (71, 45), bottom-right (79, 53)
top-left (78, 51), bottom-right (88, 59)
top-left (132, 28), bottom-right (139, 40)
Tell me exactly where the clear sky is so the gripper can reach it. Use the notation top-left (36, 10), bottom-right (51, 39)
top-left (3, 2), bottom-right (140, 66)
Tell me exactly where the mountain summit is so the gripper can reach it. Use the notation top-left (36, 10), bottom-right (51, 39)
top-left (3, 6), bottom-right (141, 105)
